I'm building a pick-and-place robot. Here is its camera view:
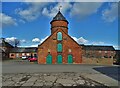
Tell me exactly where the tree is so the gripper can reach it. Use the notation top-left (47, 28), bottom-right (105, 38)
top-left (2, 37), bottom-right (20, 48)
top-left (14, 39), bottom-right (20, 47)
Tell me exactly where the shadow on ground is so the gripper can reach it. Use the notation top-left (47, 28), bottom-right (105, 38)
top-left (93, 66), bottom-right (120, 81)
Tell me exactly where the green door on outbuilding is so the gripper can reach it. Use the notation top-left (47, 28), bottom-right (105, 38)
top-left (68, 55), bottom-right (73, 63)
top-left (57, 55), bottom-right (62, 63)
top-left (46, 54), bottom-right (52, 64)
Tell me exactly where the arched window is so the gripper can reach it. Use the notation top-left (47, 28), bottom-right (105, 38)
top-left (57, 32), bottom-right (62, 41)
top-left (57, 43), bottom-right (62, 52)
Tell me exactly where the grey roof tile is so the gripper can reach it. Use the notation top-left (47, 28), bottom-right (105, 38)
top-left (50, 11), bottom-right (68, 24)
top-left (10, 47), bottom-right (38, 53)
top-left (81, 45), bottom-right (115, 51)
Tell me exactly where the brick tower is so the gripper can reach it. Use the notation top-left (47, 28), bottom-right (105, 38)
top-left (38, 10), bottom-right (82, 64)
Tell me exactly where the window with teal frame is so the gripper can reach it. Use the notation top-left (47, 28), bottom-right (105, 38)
top-left (57, 32), bottom-right (62, 41)
top-left (57, 43), bottom-right (62, 52)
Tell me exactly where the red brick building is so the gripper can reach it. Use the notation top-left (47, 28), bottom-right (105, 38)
top-left (9, 47), bottom-right (37, 59)
top-left (1, 11), bottom-right (116, 65)
top-left (0, 38), bottom-right (14, 60)
top-left (82, 45), bottom-right (115, 59)
top-left (82, 45), bottom-right (115, 65)
top-left (38, 11), bottom-right (82, 64)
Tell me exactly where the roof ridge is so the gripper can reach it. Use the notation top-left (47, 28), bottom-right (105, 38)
top-left (38, 30), bottom-right (58, 47)
top-left (60, 29), bottom-right (81, 47)
top-left (39, 28), bottom-right (81, 47)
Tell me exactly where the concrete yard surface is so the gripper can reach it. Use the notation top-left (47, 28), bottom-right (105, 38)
top-left (2, 60), bottom-right (120, 88)
top-left (2, 73), bottom-right (108, 87)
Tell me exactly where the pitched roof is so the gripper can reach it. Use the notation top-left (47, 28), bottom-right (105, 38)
top-left (0, 38), bottom-right (14, 48)
top-left (38, 28), bottom-right (81, 48)
top-left (82, 45), bottom-right (115, 51)
top-left (0, 48), bottom-right (5, 53)
top-left (115, 50), bottom-right (120, 54)
top-left (10, 47), bottom-right (38, 53)
top-left (61, 29), bottom-right (81, 47)
top-left (50, 11), bottom-right (68, 24)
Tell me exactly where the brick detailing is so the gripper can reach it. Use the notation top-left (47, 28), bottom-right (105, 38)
top-left (51, 21), bottom-right (68, 34)
top-left (38, 28), bottom-right (82, 64)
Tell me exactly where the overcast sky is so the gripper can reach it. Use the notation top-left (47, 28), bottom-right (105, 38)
top-left (1, 2), bottom-right (119, 49)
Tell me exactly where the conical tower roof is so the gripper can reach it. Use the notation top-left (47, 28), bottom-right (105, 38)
top-left (50, 11), bottom-right (68, 24)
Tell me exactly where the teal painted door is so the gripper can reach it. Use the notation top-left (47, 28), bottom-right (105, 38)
top-left (46, 54), bottom-right (52, 64)
top-left (68, 55), bottom-right (73, 63)
top-left (57, 55), bottom-right (62, 63)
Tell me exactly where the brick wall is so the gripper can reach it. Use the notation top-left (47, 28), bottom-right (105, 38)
top-left (51, 21), bottom-right (68, 34)
top-left (38, 28), bottom-right (82, 64)
top-left (83, 50), bottom-right (115, 58)
top-left (1, 47), bottom-right (12, 58)
top-left (9, 52), bottom-right (37, 59)
top-left (82, 57), bottom-right (113, 65)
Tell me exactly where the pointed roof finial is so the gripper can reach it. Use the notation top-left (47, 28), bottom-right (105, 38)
top-left (59, 6), bottom-right (62, 11)
top-left (50, 6), bottom-right (69, 24)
